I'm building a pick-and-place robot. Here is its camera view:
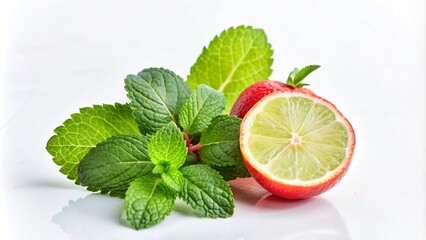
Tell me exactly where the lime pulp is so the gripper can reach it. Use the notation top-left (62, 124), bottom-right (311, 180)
top-left (245, 95), bottom-right (349, 182)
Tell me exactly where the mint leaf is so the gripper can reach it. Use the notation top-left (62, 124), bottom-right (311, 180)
top-left (125, 176), bottom-right (175, 229)
top-left (212, 163), bottom-right (251, 181)
top-left (77, 134), bottom-right (154, 197)
top-left (148, 122), bottom-right (187, 174)
top-left (187, 25), bottom-right (273, 112)
top-left (184, 152), bottom-right (198, 166)
top-left (179, 165), bottom-right (234, 218)
top-left (161, 168), bottom-right (184, 193)
top-left (125, 68), bottom-right (191, 135)
top-left (199, 115), bottom-right (242, 167)
top-left (46, 103), bottom-right (139, 180)
top-left (178, 84), bottom-right (226, 135)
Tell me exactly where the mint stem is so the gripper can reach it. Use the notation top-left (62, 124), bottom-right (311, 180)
top-left (194, 150), bottom-right (201, 162)
top-left (183, 132), bottom-right (192, 148)
top-left (183, 132), bottom-right (203, 152)
top-left (188, 143), bottom-right (202, 152)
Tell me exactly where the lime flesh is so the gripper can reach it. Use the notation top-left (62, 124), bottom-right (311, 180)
top-left (245, 95), bottom-right (349, 182)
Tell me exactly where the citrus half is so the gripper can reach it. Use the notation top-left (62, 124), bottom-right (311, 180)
top-left (240, 91), bottom-right (355, 199)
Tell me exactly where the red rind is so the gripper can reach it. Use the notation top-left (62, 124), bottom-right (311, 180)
top-left (230, 80), bottom-right (314, 119)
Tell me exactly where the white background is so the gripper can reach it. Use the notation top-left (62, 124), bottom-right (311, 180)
top-left (0, 0), bottom-right (425, 239)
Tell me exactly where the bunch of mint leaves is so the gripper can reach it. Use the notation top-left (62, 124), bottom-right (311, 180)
top-left (46, 25), bottom-right (273, 229)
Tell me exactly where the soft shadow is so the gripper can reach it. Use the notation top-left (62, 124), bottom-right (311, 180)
top-left (52, 193), bottom-right (205, 240)
top-left (21, 179), bottom-right (79, 190)
top-left (52, 194), bottom-right (124, 240)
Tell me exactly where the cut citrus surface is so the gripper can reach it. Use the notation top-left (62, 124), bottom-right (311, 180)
top-left (240, 91), bottom-right (355, 199)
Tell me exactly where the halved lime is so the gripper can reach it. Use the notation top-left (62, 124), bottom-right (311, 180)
top-left (240, 91), bottom-right (355, 198)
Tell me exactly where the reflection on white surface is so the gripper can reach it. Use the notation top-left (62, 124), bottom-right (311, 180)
top-left (52, 178), bottom-right (349, 240)
top-left (52, 194), bottom-right (124, 240)
top-left (230, 178), bottom-right (350, 240)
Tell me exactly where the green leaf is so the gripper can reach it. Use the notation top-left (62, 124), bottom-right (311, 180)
top-left (149, 122), bottom-right (187, 173)
top-left (187, 25), bottom-right (273, 112)
top-left (293, 65), bottom-right (320, 85)
top-left (286, 65), bottom-right (320, 88)
top-left (77, 134), bottom-right (154, 197)
top-left (179, 165), bottom-right (234, 218)
top-left (46, 103), bottom-right (139, 180)
top-left (212, 163), bottom-right (251, 181)
top-left (178, 84), bottom-right (226, 135)
top-left (161, 168), bottom-right (184, 193)
top-left (125, 176), bottom-right (175, 230)
top-left (125, 68), bottom-right (191, 135)
top-left (199, 115), bottom-right (242, 167)
top-left (184, 152), bottom-right (198, 166)
top-left (287, 67), bottom-right (299, 85)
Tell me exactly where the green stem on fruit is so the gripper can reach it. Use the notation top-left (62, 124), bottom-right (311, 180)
top-left (286, 65), bottom-right (320, 88)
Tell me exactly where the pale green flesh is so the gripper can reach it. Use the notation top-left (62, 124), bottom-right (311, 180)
top-left (248, 96), bottom-right (349, 181)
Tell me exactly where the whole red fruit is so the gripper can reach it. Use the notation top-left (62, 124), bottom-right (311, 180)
top-left (230, 80), bottom-right (314, 118)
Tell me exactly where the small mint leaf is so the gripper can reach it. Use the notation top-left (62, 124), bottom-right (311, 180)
top-left (187, 26), bottom-right (273, 112)
top-left (125, 176), bottom-right (175, 229)
top-left (292, 65), bottom-right (320, 85)
top-left (46, 103), bottom-right (139, 180)
top-left (125, 68), bottom-right (191, 135)
top-left (287, 67), bottom-right (299, 85)
top-left (148, 122), bottom-right (187, 172)
top-left (199, 115), bottom-right (242, 167)
top-left (178, 84), bottom-right (226, 135)
top-left (179, 165), bottom-right (234, 218)
top-left (77, 134), bottom-right (154, 197)
top-left (161, 168), bottom-right (184, 193)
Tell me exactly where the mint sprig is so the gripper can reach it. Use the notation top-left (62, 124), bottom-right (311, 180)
top-left (46, 25), bottom-right (277, 230)
top-left (48, 70), bottom-right (245, 230)
top-left (122, 69), bottom-right (238, 228)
